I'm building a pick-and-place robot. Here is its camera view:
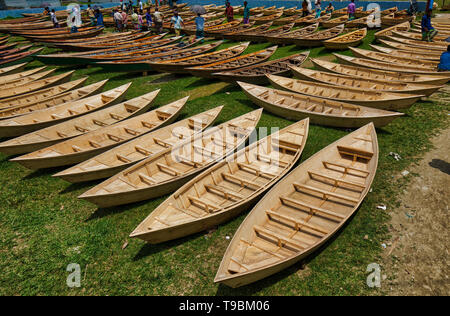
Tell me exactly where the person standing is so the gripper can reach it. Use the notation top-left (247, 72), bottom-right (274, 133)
top-left (132, 9), bottom-right (139, 30)
top-left (171, 11), bottom-right (184, 36)
top-left (138, 10), bottom-right (144, 31)
top-left (324, 3), bottom-right (334, 14)
top-left (306, 0), bottom-right (312, 14)
top-left (50, 9), bottom-right (59, 28)
top-left (114, 9), bottom-right (123, 32)
top-left (86, 4), bottom-right (95, 26)
top-left (302, 0), bottom-right (308, 17)
top-left (153, 8), bottom-right (164, 34)
top-left (421, 9), bottom-right (438, 42)
top-left (195, 13), bottom-right (204, 40)
top-left (347, 0), bottom-right (356, 20)
top-left (438, 45), bottom-right (450, 71)
top-left (95, 9), bottom-right (104, 27)
top-left (145, 7), bottom-right (152, 30)
top-left (243, 1), bottom-right (250, 24)
top-left (225, 1), bottom-right (234, 22)
top-left (122, 9), bottom-right (128, 30)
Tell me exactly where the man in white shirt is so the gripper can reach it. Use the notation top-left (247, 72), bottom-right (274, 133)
top-left (170, 11), bottom-right (184, 36)
top-left (114, 9), bottom-right (123, 32)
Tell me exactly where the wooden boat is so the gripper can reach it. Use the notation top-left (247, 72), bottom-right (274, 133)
top-left (224, 22), bottom-right (273, 42)
top-left (9, 25), bottom-right (97, 36)
top-left (35, 36), bottom-right (182, 66)
top-left (0, 43), bottom-right (18, 52)
top-left (187, 46), bottom-right (277, 79)
top-left (0, 47), bottom-right (43, 66)
top-left (354, 8), bottom-right (375, 18)
top-left (263, 7), bottom-right (284, 15)
top-left (321, 15), bottom-right (348, 28)
top-left (295, 24), bottom-right (345, 47)
top-left (0, 16), bottom-right (45, 25)
top-left (272, 15), bottom-right (300, 26)
top-left (294, 14), bottom-right (331, 26)
top-left (11, 93), bottom-right (188, 170)
top-left (211, 23), bottom-right (255, 39)
top-left (382, 37), bottom-right (448, 54)
top-left (311, 58), bottom-right (450, 85)
top-left (147, 42), bottom-right (249, 74)
top-left (391, 30), bottom-right (449, 42)
top-left (0, 71), bottom-right (74, 100)
top-left (0, 62), bottom-right (28, 77)
top-left (410, 26), bottom-right (450, 36)
top-left (0, 82), bottom-right (131, 140)
top-left (334, 53), bottom-right (450, 76)
top-left (214, 123), bottom-right (378, 288)
top-left (0, 66), bottom-right (48, 85)
top-left (345, 16), bottom-right (369, 28)
top-left (381, 7), bottom-right (398, 15)
top-left (0, 77), bottom-right (88, 110)
top-left (349, 47), bottom-right (439, 68)
top-left (266, 23), bottom-right (319, 45)
top-left (267, 74), bottom-right (422, 110)
top-left (130, 119), bottom-right (309, 244)
top-left (78, 110), bottom-right (262, 208)
top-left (381, 13), bottom-right (413, 27)
top-left (54, 106), bottom-right (223, 183)
top-left (241, 82), bottom-right (403, 127)
top-left (373, 41), bottom-right (442, 61)
top-left (324, 28), bottom-right (367, 50)
top-left (250, 6), bottom-right (266, 14)
top-left (23, 27), bottom-right (105, 42)
top-left (182, 18), bottom-right (227, 35)
top-left (243, 23), bottom-right (295, 42)
top-left (283, 7), bottom-right (300, 16)
top-left (213, 52), bottom-right (309, 85)
top-left (253, 12), bottom-right (284, 25)
top-left (204, 20), bottom-right (242, 36)
top-left (0, 68), bottom-right (55, 91)
top-left (374, 22), bottom-right (411, 41)
top-left (0, 20), bottom-right (61, 31)
top-left (96, 41), bottom-right (224, 73)
top-left (0, 44), bottom-right (34, 58)
top-left (0, 80), bottom-right (108, 120)
top-left (290, 67), bottom-right (443, 98)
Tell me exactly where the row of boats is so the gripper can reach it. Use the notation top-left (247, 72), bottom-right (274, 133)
top-left (0, 7), bottom-right (449, 287)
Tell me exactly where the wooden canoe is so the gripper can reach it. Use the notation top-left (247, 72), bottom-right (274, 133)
top-left (324, 28), bottom-right (367, 50)
top-left (391, 30), bottom-right (449, 42)
top-left (0, 44), bottom-right (34, 58)
top-left (386, 36), bottom-right (447, 52)
top-left (378, 38), bottom-right (449, 56)
top-left (0, 68), bottom-right (55, 91)
top-left (283, 7), bottom-right (300, 16)
top-left (215, 123), bottom-right (378, 288)
top-left (311, 58), bottom-right (450, 85)
top-left (0, 66), bottom-right (48, 86)
top-left (266, 23), bottom-right (319, 45)
top-left (130, 119), bottom-right (309, 244)
top-left (11, 93), bottom-right (189, 170)
top-left (0, 82), bottom-right (131, 140)
top-left (370, 44), bottom-right (441, 61)
top-left (243, 23), bottom-right (295, 42)
top-left (381, 7), bottom-right (398, 15)
top-left (182, 18), bottom-right (227, 35)
top-left (294, 24), bottom-right (345, 47)
top-left (147, 42), bottom-right (250, 74)
top-left (95, 41), bottom-right (224, 73)
top-left (212, 52), bottom-right (309, 85)
top-left (187, 46), bottom-right (277, 79)
top-left (204, 20), bottom-right (242, 36)
top-left (381, 13), bottom-right (413, 27)
top-left (78, 109), bottom-right (262, 208)
top-left (0, 71), bottom-right (74, 100)
top-left (321, 15), bottom-right (348, 28)
top-left (294, 14), bottom-right (330, 26)
top-left (254, 12), bottom-right (283, 25)
top-left (344, 16), bottom-right (369, 28)
top-left (9, 25), bottom-right (98, 36)
top-left (272, 14), bottom-right (301, 26)
top-left (334, 53), bottom-right (450, 76)
top-left (207, 21), bottom-right (255, 38)
top-left (267, 74), bottom-right (422, 110)
top-left (224, 22), bottom-right (273, 42)
top-left (349, 47), bottom-right (439, 68)
top-left (23, 27), bottom-right (105, 42)
top-left (0, 62), bottom-right (28, 77)
top-left (374, 22), bottom-right (411, 41)
top-left (331, 7), bottom-right (350, 17)
top-left (263, 7), bottom-right (284, 15)
top-left (0, 80), bottom-right (108, 120)
top-left (290, 66), bottom-right (443, 98)
top-left (0, 47), bottom-right (43, 66)
top-left (54, 106), bottom-right (223, 183)
top-left (0, 77), bottom-right (88, 111)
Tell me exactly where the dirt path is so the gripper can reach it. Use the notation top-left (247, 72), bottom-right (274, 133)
top-left (382, 120), bottom-right (449, 295)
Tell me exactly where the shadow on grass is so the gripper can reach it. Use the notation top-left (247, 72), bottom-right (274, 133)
top-left (59, 180), bottom-right (101, 194)
top-left (22, 166), bottom-right (66, 180)
top-left (214, 208), bottom-right (361, 295)
top-left (85, 197), bottom-right (159, 221)
top-left (132, 232), bottom-right (203, 261)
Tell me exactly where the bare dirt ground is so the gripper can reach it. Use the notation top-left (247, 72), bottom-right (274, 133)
top-left (382, 112), bottom-right (449, 294)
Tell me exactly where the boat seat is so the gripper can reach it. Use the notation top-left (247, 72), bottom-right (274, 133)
top-left (71, 145), bottom-right (84, 152)
top-left (110, 112), bottom-right (124, 120)
top-left (135, 145), bottom-right (153, 156)
top-left (279, 195), bottom-right (345, 221)
top-left (93, 119), bottom-right (108, 127)
top-left (237, 162), bottom-right (276, 179)
top-left (171, 203), bottom-right (202, 218)
top-left (138, 173), bottom-right (157, 185)
top-left (256, 152), bottom-right (290, 167)
top-left (240, 238), bottom-right (287, 259)
top-left (153, 137), bottom-right (171, 148)
top-left (222, 172), bottom-right (261, 190)
top-left (174, 155), bottom-right (204, 168)
top-left (308, 171), bottom-right (365, 192)
top-left (188, 117), bottom-right (207, 130)
top-left (68, 109), bottom-right (79, 116)
top-left (56, 131), bottom-right (67, 138)
top-left (88, 140), bottom-right (102, 148)
top-left (116, 153), bottom-right (132, 163)
top-left (253, 225), bottom-right (304, 250)
top-left (156, 162), bottom-right (181, 176)
top-left (106, 133), bottom-right (124, 142)
top-left (193, 144), bottom-right (220, 157)
top-left (266, 209), bottom-right (329, 235)
top-left (204, 184), bottom-right (244, 201)
top-left (74, 125), bottom-right (89, 133)
top-left (337, 145), bottom-right (373, 161)
top-left (118, 176), bottom-right (138, 188)
top-left (292, 182), bottom-right (359, 205)
top-left (322, 161), bottom-right (369, 178)
top-left (100, 94), bottom-right (114, 103)
top-left (141, 120), bottom-right (156, 129)
top-left (156, 109), bottom-right (172, 120)
top-left (51, 113), bottom-right (63, 119)
top-left (187, 195), bottom-right (221, 213)
top-left (124, 127), bottom-right (140, 136)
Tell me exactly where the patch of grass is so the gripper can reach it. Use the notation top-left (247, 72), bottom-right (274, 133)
top-left (0, 27), bottom-right (448, 296)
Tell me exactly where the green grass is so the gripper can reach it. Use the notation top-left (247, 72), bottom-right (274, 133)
top-left (0, 27), bottom-right (448, 296)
